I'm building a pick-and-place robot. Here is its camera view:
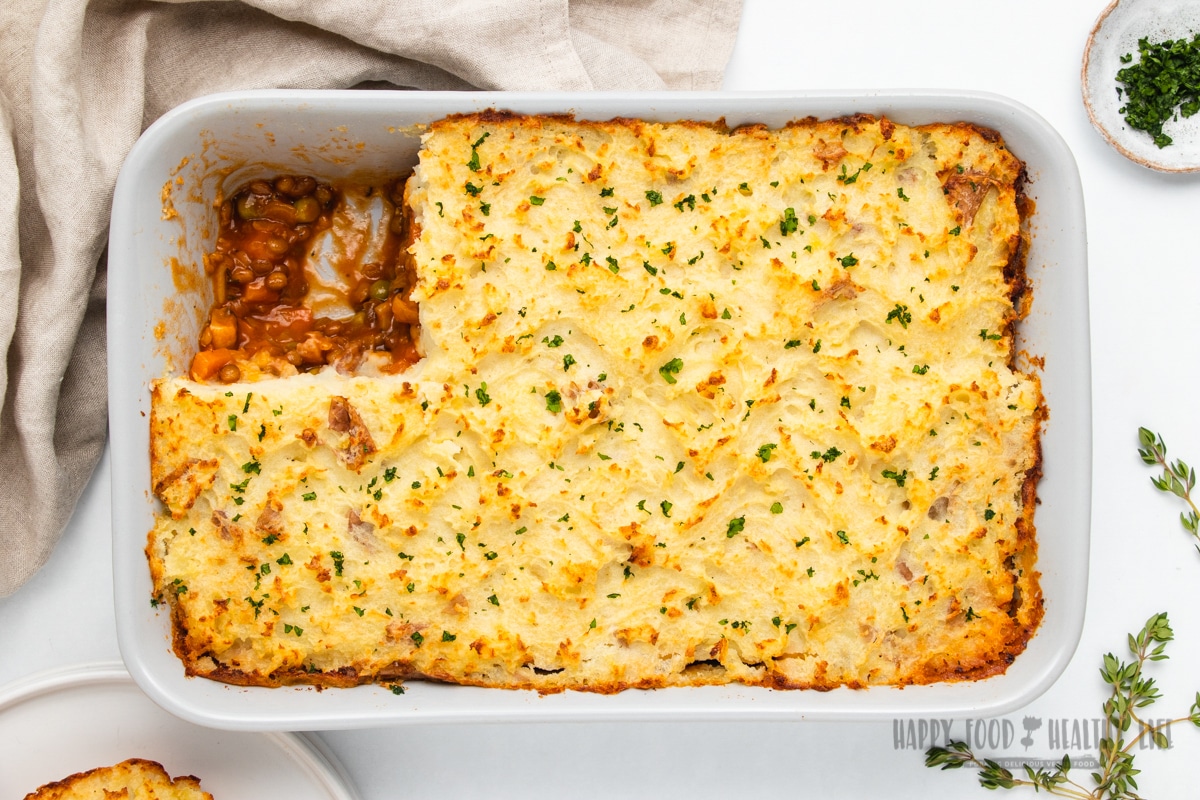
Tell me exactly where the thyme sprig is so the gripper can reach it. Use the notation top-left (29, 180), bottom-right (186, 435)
top-left (1137, 427), bottom-right (1200, 552)
top-left (926, 613), bottom-right (1200, 798)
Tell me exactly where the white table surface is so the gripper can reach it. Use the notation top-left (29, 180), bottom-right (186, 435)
top-left (5, 0), bottom-right (1200, 795)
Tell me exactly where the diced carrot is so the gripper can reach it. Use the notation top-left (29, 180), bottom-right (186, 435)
top-left (241, 279), bottom-right (280, 305)
top-left (190, 348), bottom-right (240, 381)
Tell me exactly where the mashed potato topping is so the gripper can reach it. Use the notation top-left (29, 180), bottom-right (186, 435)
top-left (149, 113), bottom-right (1043, 691)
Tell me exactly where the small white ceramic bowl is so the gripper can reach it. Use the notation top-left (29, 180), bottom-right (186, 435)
top-left (1083, 0), bottom-right (1200, 172)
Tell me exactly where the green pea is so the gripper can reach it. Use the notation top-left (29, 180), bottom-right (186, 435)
top-left (369, 279), bottom-right (391, 301)
top-left (236, 195), bottom-right (262, 220)
top-left (293, 197), bottom-right (320, 223)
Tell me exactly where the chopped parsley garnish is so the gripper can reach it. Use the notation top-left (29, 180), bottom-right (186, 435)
top-left (302, 491), bottom-right (316, 501)
top-left (606, 255), bottom-right (619, 273)
top-left (885, 303), bottom-right (912, 328)
top-left (897, 187), bottom-right (910, 201)
top-left (949, 225), bottom-right (961, 236)
top-left (837, 162), bottom-right (872, 185)
top-left (487, 594), bottom-right (500, 606)
top-left (529, 195), bottom-right (545, 206)
top-left (475, 382), bottom-right (492, 407)
top-left (836, 530), bottom-right (850, 545)
top-left (673, 194), bottom-right (696, 212)
top-left (725, 516), bottom-right (746, 538)
top-left (660, 500), bottom-right (673, 517)
top-left (1116, 34), bottom-right (1200, 148)
top-left (562, 354), bottom-right (576, 371)
top-left (442, 631), bottom-right (457, 642)
top-left (545, 390), bottom-right (563, 413)
top-left (756, 443), bottom-right (778, 462)
top-left (658, 357), bottom-right (683, 384)
top-left (780, 207), bottom-right (799, 236)
top-left (839, 253), bottom-right (859, 267)
top-left (645, 190), bottom-right (664, 206)
top-left (882, 468), bottom-right (908, 487)
top-left (811, 446), bottom-right (842, 462)
top-left (912, 364), bottom-right (930, 374)
top-left (770, 502), bottom-right (783, 514)
top-left (784, 339), bottom-right (802, 349)
top-left (330, 550), bottom-right (345, 576)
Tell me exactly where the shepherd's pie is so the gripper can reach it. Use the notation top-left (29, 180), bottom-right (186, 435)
top-left (148, 113), bottom-right (1043, 691)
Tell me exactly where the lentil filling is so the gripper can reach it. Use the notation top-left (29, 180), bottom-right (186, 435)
top-left (190, 174), bottom-right (420, 383)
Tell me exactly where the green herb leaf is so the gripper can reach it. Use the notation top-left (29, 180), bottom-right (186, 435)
top-left (726, 516), bottom-right (746, 538)
top-left (885, 303), bottom-right (912, 329)
top-left (658, 357), bottom-right (683, 384)
top-left (475, 382), bottom-right (492, 406)
top-left (780, 207), bottom-right (799, 236)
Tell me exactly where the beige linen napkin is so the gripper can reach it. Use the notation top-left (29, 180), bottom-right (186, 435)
top-left (0, 0), bottom-right (745, 597)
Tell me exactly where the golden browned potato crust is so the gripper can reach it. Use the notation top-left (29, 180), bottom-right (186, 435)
top-left (148, 114), bottom-right (1042, 693)
top-left (24, 759), bottom-right (212, 800)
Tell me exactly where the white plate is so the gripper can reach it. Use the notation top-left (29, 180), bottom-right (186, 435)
top-left (108, 89), bottom-right (1091, 729)
top-left (0, 663), bottom-right (359, 799)
top-left (1083, 0), bottom-right (1200, 171)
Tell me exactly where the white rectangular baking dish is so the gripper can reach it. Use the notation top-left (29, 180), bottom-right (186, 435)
top-left (109, 90), bottom-right (1090, 730)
